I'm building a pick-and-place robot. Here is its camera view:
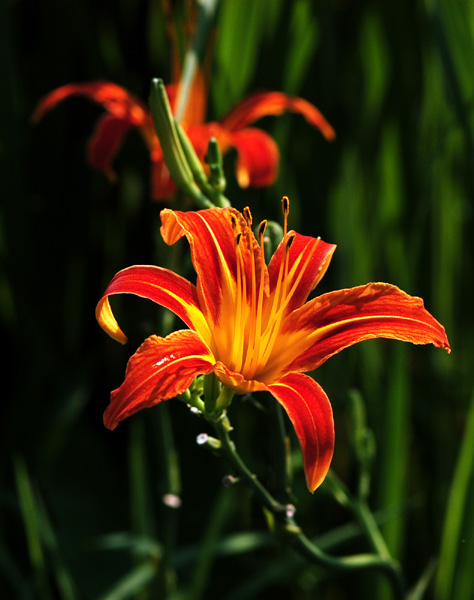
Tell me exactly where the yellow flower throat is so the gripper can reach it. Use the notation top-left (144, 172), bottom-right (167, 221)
top-left (213, 198), bottom-right (315, 385)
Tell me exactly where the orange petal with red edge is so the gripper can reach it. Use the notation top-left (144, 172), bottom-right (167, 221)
top-left (221, 91), bottom-right (335, 141)
top-left (32, 82), bottom-right (149, 124)
top-left (285, 283), bottom-right (451, 374)
top-left (268, 372), bottom-right (334, 492)
top-left (160, 208), bottom-right (264, 325)
top-left (104, 330), bottom-right (215, 429)
top-left (95, 265), bottom-right (210, 344)
top-left (268, 232), bottom-right (336, 314)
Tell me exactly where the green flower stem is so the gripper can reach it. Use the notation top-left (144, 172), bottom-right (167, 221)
top-left (269, 398), bottom-right (291, 498)
top-left (292, 530), bottom-right (405, 598)
top-left (204, 138), bottom-right (230, 207)
top-left (210, 410), bottom-right (405, 599)
top-left (325, 470), bottom-right (391, 560)
top-left (211, 412), bottom-right (288, 515)
top-left (149, 79), bottom-right (214, 209)
top-left (155, 403), bottom-right (181, 598)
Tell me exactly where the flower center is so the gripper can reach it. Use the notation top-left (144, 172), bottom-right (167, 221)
top-left (218, 197), bottom-right (315, 384)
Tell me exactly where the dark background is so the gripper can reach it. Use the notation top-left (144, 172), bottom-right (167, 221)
top-left (1, 0), bottom-right (472, 598)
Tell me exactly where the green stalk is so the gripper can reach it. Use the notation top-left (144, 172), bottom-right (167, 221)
top-left (435, 386), bottom-right (474, 600)
top-left (13, 456), bottom-right (53, 600)
top-left (377, 345), bottom-right (410, 558)
top-left (149, 79), bottom-right (213, 208)
top-left (211, 412), bottom-right (405, 599)
top-left (155, 403), bottom-right (181, 598)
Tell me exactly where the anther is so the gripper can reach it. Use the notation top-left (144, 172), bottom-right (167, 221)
top-left (258, 220), bottom-right (267, 240)
top-left (243, 206), bottom-right (252, 226)
top-left (236, 232), bottom-right (242, 246)
top-left (230, 213), bottom-right (238, 229)
top-left (286, 232), bottom-right (296, 249)
top-left (282, 196), bottom-right (290, 216)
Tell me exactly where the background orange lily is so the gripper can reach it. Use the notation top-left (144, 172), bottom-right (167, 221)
top-left (96, 205), bottom-right (450, 492)
top-left (32, 77), bottom-right (335, 201)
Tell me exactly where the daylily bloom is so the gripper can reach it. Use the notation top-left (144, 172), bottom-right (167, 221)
top-left (32, 78), bottom-right (335, 200)
top-left (96, 201), bottom-right (450, 491)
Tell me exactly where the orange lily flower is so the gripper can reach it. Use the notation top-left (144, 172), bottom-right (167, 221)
top-left (32, 79), bottom-right (335, 200)
top-left (96, 201), bottom-right (450, 491)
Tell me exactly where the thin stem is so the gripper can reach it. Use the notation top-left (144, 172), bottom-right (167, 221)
top-left (352, 499), bottom-right (392, 560)
top-left (210, 410), bottom-right (406, 599)
top-left (212, 413), bottom-right (287, 515)
top-left (326, 470), bottom-right (392, 560)
top-left (269, 398), bottom-right (291, 499)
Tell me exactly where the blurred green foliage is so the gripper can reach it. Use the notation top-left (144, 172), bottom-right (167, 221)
top-left (1, 0), bottom-right (473, 598)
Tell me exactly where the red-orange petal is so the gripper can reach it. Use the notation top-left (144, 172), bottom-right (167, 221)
top-left (32, 82), bottom-right (149, 124)
top-left (267, 372), bottom-right (334, 492)
top-left (160, 208), bottom-right (265, 325)
top-left (285, 283), bottom-right (451, 374)
top-left (220, 91), bottom-right (336, 141)
top-left (150, 159), bottom-right (178, 200)
top-left (227, 128), bottom-right (280, 188)
top-left (104, 330), bottom-right (215, 429)
top-left (268, 232), bottom-right (336, 314)
top-left (87, 113), bottom-right (133, 179)
top-left (95, 265), bottom-right (210, 344)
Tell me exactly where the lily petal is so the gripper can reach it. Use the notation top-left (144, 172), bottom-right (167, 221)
top-left (220, 91), bottom-right (336, 141)
top-left (104, 330), bottom-right (215, 429)
top-left (268, 232), bottom-right (336, 314)
top-left (285, 283), bottom-right (451, 374)
top-left (227, 128), bottom-right (280, 188)
top-left (95, 265), bottom-right (210, 344)
top-left (151, 159), bottom-right (178, 201)
top-left (87, 114), bottom-right (134, 179)
top-left (160, 208), bottom-right (265, 326)
top-left (267, 372), bottom-right (334, 492)
top-left (32, 82), bottom-right (149, 125)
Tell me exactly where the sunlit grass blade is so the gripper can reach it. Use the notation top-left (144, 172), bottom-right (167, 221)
top-left (435, 386), bottom-right (474, 600)
top-left (186, 488), bottom-right (234, 600)
top-left (13, 456), bottom-right (52, 599)
top-left (407, 558), bottom-right (437, 600)
top-left (14, 456), bottom-right (79, 600)
top-left (96, 561), bottom-right (158, 600)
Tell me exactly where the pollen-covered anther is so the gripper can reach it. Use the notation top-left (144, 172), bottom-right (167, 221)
top-left (258, 220), bottom-right (267, 241)
top-left (243, 206), bottom-right (253, 227)
top-left (286, 232), bottom-right (296, 250)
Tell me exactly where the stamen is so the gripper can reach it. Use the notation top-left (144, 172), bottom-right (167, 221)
top-left (286, 232), bottom-right (295, 250)
top-left (239, 206), bottom-right (257, 372)
top-left (261, 236), bottom-right (321, 348)
top-left (282, 196), bottom-right (290, 238)
top-left (258, 233), bottom-right (295, 367)
top-left (234, 235), bottom-right (248, 373)
top-left (230, 232), bottom-right (245, 370)
top-left (243, 206), bottom-right (253, 227)
top-left (245, 220), bottom-right (268, 378)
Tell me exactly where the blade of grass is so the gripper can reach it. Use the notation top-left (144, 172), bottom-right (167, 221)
top-left (186, 488), bottom-right (234, 600)
top-left (434, 386), bottom-right (474, 600)
top-left (376, 344), bottom-right (410, 600)
top-left (13, 456), bottom-right (52, 600)
top-left (96, 561), bottom-right (158, 600)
